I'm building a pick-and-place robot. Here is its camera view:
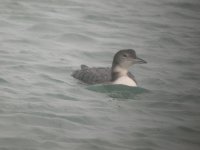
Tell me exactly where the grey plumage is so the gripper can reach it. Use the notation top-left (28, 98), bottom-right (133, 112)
top-left (72, 65), bottom-right (111, 84)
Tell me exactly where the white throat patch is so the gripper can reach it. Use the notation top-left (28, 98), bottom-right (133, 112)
top-left (112, 66), bottom-right (137, 87)
top-left (113, 66), bottom-right (128, 76)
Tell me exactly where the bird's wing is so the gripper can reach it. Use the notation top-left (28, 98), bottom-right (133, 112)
top-left (72, 65), bottom-right (111, 84)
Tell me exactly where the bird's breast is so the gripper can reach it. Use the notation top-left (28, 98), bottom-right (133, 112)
top-left (112, 76), bottom-right (137, 87)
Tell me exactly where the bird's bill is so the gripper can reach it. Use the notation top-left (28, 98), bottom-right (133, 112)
top-left (134, 57), bottom-right (147, 64)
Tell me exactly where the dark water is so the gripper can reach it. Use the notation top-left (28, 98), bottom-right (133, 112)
top-left (0, 0), bottom-right (200, 150)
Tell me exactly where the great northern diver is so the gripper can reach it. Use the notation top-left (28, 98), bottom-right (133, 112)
top-left (72, 49), bottom-right (147, 87)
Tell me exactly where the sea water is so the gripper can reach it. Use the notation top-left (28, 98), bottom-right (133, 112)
top-left (0, 0), bottom-right (200, 150)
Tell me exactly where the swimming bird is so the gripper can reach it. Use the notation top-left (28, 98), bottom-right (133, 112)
top-left (72, 49), bottom-right (147, 87)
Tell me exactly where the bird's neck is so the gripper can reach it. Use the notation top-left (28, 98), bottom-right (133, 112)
top-left (111, 65), bottom-right (128, 81)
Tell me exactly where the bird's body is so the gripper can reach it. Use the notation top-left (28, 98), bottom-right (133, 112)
top-left (72, 49), bottom-right (146, 87)
top-left (72, 65), bottom-right (111, 84)
top-left (72, 65), bottom-right (136, 85)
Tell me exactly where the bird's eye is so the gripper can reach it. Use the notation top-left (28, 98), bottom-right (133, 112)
top-left (123, 54), bottom-right (128, 57)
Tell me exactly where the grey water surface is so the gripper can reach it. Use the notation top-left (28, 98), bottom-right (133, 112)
top-left (0, 0), bottom-right (200, 150)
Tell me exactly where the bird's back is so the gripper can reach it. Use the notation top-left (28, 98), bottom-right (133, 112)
top-left (72, 65), bottom-right (112, 84)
